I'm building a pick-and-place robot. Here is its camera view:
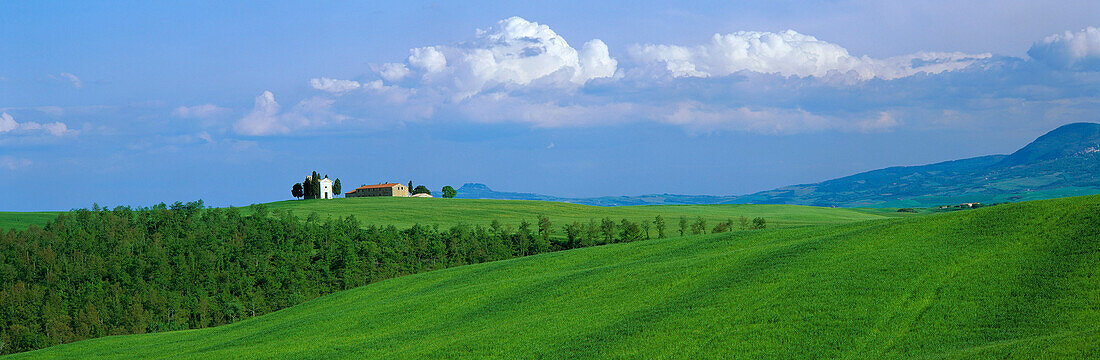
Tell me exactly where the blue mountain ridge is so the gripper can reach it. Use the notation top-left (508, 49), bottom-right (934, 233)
top-left (457, 123), bottom-right (1100, 207)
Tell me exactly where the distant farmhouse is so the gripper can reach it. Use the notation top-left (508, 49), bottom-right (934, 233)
top-left (346, 183), bottom-right (410, 197)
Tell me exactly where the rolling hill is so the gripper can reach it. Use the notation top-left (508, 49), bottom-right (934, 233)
top-left (0, 197), bottom-right (901, 233)
top-left (14, 195), bottom-right (1099, 359)
top-left (458, 122), bottom-right (1100, 207)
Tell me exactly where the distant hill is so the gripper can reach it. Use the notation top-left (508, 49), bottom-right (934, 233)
top-left (23, 195), bottom-right (1100, 359)
top-left (459, 122), bottom-right (1100, 207)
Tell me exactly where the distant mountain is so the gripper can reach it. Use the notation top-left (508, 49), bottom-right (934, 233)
top-left (457, 123), bottom-right (1100, 207)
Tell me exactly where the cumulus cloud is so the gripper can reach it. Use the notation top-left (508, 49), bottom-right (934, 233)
top-left (378, 63), bottom-right (410, 82)
top-left (234, 91), bottom-right (348, 136)
top-left (0, 112), bottom-right (76, 136)
top-left (172, 104), bottom-right (229, 118)
top-left (300, 21), bottom-right (1097, 135)
top-left (310, 77), bottom-right (362, 93)
top-left (1028, 27), bottom-right (1100, 71)
top-left (0, 112), bottom-right (16, 133)
top-left (378, 17), bottom-right (617, 99)
top-left (630, 30), bottom-right (989, 80)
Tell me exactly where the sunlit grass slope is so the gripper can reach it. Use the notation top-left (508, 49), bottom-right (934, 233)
top-left (260, 197), bottom-right (901, 229)
top-left (0, 212), bottom-right (60, 231)
top-left (15, 195), bottom-right (1099, 359)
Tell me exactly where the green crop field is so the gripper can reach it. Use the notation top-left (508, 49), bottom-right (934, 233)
top-left (13, 195), bottom-right (1099, 359)
top-left (0, 212), bottom-right (61, 231)
top-left (258, 197), bottom-right (905, 229)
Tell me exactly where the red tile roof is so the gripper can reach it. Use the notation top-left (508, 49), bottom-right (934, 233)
top-left (346, 183), bottom-right (402, 194)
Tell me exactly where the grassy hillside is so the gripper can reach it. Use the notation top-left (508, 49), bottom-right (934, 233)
top-left (260, 197), bottom-right (901, 229)
top-left (0, 197), bottom-right (898, 232)
top-left (15, 195), bottom-right (1099, 359)
top-left (0, 212), bottom-right (60, 231)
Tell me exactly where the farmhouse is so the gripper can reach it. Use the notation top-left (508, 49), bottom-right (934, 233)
top-left (346, 183), bottom-right (410, 197)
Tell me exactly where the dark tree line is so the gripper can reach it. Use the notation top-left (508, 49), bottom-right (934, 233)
top-left (292, 171), bottom-right (340, 200)
top-left (0, 202), bottom-right (766, 355)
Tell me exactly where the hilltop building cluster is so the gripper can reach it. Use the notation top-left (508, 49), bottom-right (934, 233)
top-left (294, 173), bottom-right (458, 200)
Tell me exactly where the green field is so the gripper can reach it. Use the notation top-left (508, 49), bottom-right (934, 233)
top-left (13, 195), bottom-right (1098, 359)
top-left (0, 198), bottom-right (902, 232)
top-left (0, 212), bottom-right (61, 231)
top-left (259, 197), bottom-right (905, 229)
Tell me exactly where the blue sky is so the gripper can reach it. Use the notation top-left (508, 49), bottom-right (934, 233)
top-left (2, 1), bottom-right (1099, 210)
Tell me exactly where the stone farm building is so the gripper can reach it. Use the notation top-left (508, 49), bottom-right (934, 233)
top-left (346, 183), bottom-right (410, 197)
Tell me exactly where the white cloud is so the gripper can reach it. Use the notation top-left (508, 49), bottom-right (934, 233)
top-left (301, 22), bottom-right (1097, 135)
top-left (408, 47), bottom-right (447, 74)
top-left (378, 63), bottom-right (410, 81)
top-left (41, 122), bottom-right (72, 136)
top-left (1028, 27), bottom-right (1100, 71)
top-left (234, 91), bottom-right (348, 136)
top-left (235, 91), bottom-right (285, 135)
top-left (631, 30), bottom-right (989, 80)
top-left (58, 72), bottom-right (82, 88)
top-left (0, 112), bottom-right (16, 133)
top-left (380, 17), bottom-right (617, 99)
top-left (172, 104), bottom-right (229, 118)
top-left (0, 112), bottom-right (76, 136)
top-left (309, 77), bottom-right (362, 93)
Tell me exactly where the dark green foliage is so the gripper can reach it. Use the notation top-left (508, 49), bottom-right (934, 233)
top-left (711, 222), bottom-right (729, 233)
top-left (442, 186), bottom-right (457, 199)
top-left (412, 185), bottom-right (431, 195)
top-left (333, 179), bottom-right (341, 197)
top-left (292, 183), bottom-right (303, 199)
top-left (678, 217), bottom-right (687, 236)
top-left (691, 217), bottom-right (707, 235)
top-left (600, 218), bottom-right (616, 244)
top-left (618, 219), bottom-right (644, 242)
top-left (752, 217), bottom-right (767, 229)
top-left (654, 215), bottom-right (666, 238)
top-left (311, 172), bottom-right (321, 199)
top-left (0, 201), bottom-right (661, 355)
top-left (897, 208), bottom-right (917, 213)
top-left (303, 177), bottom-right (314, 199)
top-left (739, 216), bottom-right (750, 230)
top-left (536, 216), bottom-right (552, 253)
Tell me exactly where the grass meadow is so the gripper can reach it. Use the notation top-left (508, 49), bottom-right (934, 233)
top-left (12, 195), bottom-right (1098, 359)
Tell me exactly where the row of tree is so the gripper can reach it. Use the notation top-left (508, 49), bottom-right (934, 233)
top-left (0, 203), bottom-right (765, 354)
top-left (291, 171), bottom-right (341, 200)
top-left (408, 182), bottom-right (457, 198)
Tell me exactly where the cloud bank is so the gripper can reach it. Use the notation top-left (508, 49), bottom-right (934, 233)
top-left (0, 112), bottom-right (76, 137)
top-left (1028, 27), bottom-right (1100, 71)
top-left (630, 30), bottom-right (990, 80)
top-left (266, 18), bottom-right (1099, 136)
